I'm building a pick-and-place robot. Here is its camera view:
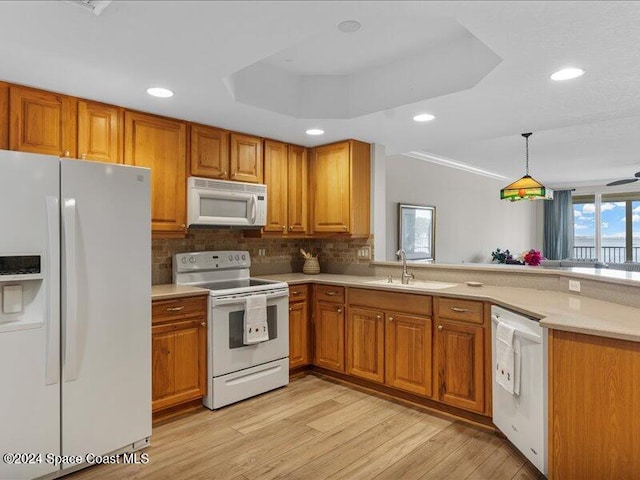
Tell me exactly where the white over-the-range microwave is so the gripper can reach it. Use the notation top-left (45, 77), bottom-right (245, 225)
top-left (187, 177), bottom-right (267, 228)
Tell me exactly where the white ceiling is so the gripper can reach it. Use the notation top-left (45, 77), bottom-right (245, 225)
top-left (1, 1), bottom-right (639, 187)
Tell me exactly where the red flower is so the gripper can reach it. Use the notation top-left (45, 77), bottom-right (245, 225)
top-left (523, 249), bottom-right (543, 266)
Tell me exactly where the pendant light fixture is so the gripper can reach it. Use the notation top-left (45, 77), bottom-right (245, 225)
top-left (500, 132), bottom-right (553, 201)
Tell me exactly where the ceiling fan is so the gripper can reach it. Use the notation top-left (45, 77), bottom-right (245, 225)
top-left (606, 170), bottom-right (640, 186)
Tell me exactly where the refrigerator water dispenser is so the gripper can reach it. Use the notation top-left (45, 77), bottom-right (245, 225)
top-left (2, 285), bottom-right (23, 314)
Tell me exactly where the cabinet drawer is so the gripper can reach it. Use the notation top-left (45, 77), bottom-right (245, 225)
top-left (316, 285), bottom-right (345, 304)
top-left (152, 295), bottom-right (208, 324)
top-left (288, 284), bottom-right (310, 303)
top-left (436, 297), bottom-right (483, 324)
top-left (349, 288), bottom-right (431, 317)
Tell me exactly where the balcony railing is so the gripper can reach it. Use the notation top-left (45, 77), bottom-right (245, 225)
top-left (573, 246), bottom-right (640, 263)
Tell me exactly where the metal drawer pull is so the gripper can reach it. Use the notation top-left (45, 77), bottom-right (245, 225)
top-left (291, 291), bottom-right (302, 295)
top-left (450, 307), bottom-right (470, 313)
top-left (166, 306), bottom-right (185, 312)
top-left (325, 291), bottom-right (337, 296)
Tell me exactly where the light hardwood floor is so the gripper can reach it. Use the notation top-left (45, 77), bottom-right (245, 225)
top-left (68, 375), bottom-right (544, 480)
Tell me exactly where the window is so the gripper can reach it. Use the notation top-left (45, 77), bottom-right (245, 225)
top-left (573, 193), bottom-right (640, 263)
top-left (398, 204), bottom-right (435, 261)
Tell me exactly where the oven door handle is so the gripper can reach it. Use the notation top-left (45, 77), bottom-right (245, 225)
top-left (212, 289), bottom-right (289, 306)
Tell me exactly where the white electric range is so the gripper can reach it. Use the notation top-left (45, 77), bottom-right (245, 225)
top-left (173, 251), bottom-right (289, 409)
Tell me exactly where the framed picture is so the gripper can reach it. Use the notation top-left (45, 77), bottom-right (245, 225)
top-left (398, 204), bottom-right (436, 261)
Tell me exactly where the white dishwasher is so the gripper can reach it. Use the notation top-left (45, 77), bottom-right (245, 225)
top-left (491, 305), bottom-right (548, 475)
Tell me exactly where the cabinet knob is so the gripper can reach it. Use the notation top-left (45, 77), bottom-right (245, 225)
top-left (201, 322), bottom-right (206, 327)
top-left (376, 315), bottom-right (382, 320)
top-left (389, 316), bottom-right (394, 322)
top-left (438, 325), bottom-right (443, 330)
top-left (222, 171), bottom-right (228, 177)
top-left (343, 225), bottom-right (348, 231)
top-left (282, 225), bottom-right (286, 231)
top-left (63, 150), bottom-right (70, 157)
top-left (180, 224), bottom-right (186, 230)
top-left (81, 153), bottom-right (87, 160)
top-left (289, 226), bottom-right (293, 231)
top-left (337, 308), bottom-right (342, 313)
top-left (289, 307), bottom-right (292, 312)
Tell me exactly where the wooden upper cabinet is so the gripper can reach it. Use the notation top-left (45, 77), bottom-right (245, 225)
top-left (310, 140), bottom-right (370, 235)
top-left (434, 320), bottom-right (485, 413)
top-left (346, 307), bottom-right (385, 383)
top-left (124, 111), bottom-right (187, 236)
top-left (230, 133), bottom-right (263, 183)
top-left (287, 145), bottom-right (308, 234)
top-left (77, 100), bottom-right (122, 163)
top-left (263, 139), bottom-right (289, 233)
top-left (0, 82), bottom-right (8, 150)
top-left (9, 86), bottom-right (77, 157)
top-left (190, 124), bottom-right (230, 178)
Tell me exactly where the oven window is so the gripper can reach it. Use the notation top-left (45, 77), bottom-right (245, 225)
top-left (201, 197), bottom-right (247, 219)
top-left (229, 305), bottom-right (278, 348)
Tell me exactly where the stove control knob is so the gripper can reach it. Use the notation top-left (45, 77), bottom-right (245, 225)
top-left (235, 255), bottom-right (240, 261)
top-left (241, 254), bottom-right (246, 261)
top-left (189, 256), bottom-right (196, 264)
top-left (228, 255), bottom-right (233, 261)
top-left (181, 257), bottom-right (187, 264)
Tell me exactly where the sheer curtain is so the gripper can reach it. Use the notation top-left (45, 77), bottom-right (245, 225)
top-left (543, 190), bottom-right (574, 260)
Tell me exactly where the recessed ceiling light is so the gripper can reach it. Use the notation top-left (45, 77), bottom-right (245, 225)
top-left (550, 67), bottom-right (585, 81)
top-left (306, 129), bottom-right (325, 136)
top-left (413, 113), bottom-right (436, 122)
top-left (146, 87), bottom-right (174, 98)
top-left (337, 20), bottom-right (361, 33)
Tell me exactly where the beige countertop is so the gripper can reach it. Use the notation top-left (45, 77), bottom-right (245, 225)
top-left (151, 284), bottom-right (209, 300)
top-left (256, 273), bottom-right (640, 343)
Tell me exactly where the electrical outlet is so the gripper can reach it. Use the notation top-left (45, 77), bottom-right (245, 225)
top-left (258, 248), bottom-right (265, 257)
top-left (357, 247), bottom-right (371, 259)
top-left (569, 280), bottom-right (581, 293)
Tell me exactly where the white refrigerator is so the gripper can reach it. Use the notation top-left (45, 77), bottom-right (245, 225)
top-left (0, 150), bottom-right (151, 479)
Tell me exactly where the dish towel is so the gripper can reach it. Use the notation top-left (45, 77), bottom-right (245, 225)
top-left (513, 337), bottom-right (521, 396)
top-left (243, 294), bottom-right (268, 345)
top-left (496, 321), bottom-right (516, 394)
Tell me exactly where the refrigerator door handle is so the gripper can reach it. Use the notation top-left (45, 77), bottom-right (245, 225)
top-left (63, 197), bottom-right (80, 382)
top-left (45, 196), bottom-right (60, 386)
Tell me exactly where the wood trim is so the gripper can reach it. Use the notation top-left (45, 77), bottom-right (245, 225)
top-left (0, 81), bottom-right (8, 150)
top-left (348, 287), bottom-right (431, 316)
top-left (482, 302), bottom-right (492, 417)
top-left (548, 328), bottom-right (555, 480)
top-left (152, 398), bottom-right (206, 426)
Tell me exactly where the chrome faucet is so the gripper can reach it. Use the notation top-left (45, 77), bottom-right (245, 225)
top-left (396, 249), bottom-right (415, 285)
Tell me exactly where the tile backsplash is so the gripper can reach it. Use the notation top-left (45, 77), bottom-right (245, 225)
top-left (152, 228), bottom-right (373, 284)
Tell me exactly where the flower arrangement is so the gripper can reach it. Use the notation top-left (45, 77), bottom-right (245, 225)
top-left (522, 249), bottom-right (544, 266)
top-left (491, 248), bottom-right (513, 264)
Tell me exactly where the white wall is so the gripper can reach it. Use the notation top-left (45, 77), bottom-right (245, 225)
top-left (385, 155), bottom-right (541, 263)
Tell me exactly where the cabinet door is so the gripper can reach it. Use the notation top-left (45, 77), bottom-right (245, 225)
top-left (289, 300), bottom-right (309, 369)
top-left (311, 142), bottom-right (350, 233)
top-left (190, 124), bottom-right (230, 178)
top-left (77, 100), bottom-right (122, 163)
top-left (151, 318), bottom-right (207, 412)
top-left (9, 86), bottom-right (77, 157)
top-left (313, 301), bottom-right (345, 372)
top-left (287, 145), bottom-right (308, 234)
top-left (230, 133), bottom-right (263, 183)
top-left (124, 111), bottom-right (187, 236)
top-left (346, 307), bottom-right (385, 383)
top-left (263, 139), bottom-right (289, 233)
top-left (435, 320), bottom-right (485, 413)
top-left (386, 313), bottom-right (432, 397)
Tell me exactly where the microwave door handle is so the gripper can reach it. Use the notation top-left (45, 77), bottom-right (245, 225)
top-left (250, 195), bottom-right (257, 224)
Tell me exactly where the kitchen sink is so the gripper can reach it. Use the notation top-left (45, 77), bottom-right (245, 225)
top-left (363, 278), bottom-right (457, 289)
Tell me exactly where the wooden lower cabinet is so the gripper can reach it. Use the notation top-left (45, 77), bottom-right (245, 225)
top-left (549, 330), bottom-right (640, 479)
top-left (152, 295), bottom-right (207, 415)
top-left (288, 285), bottom-right (310, 369)
top-left (313, 300), bottom-right (345, 372)
top-left (346, 307), bottom-right (385, 383)
top-left (434, 319), bottom-right (485, 413)
top-left (386, 313), bottom-right (432, 397)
